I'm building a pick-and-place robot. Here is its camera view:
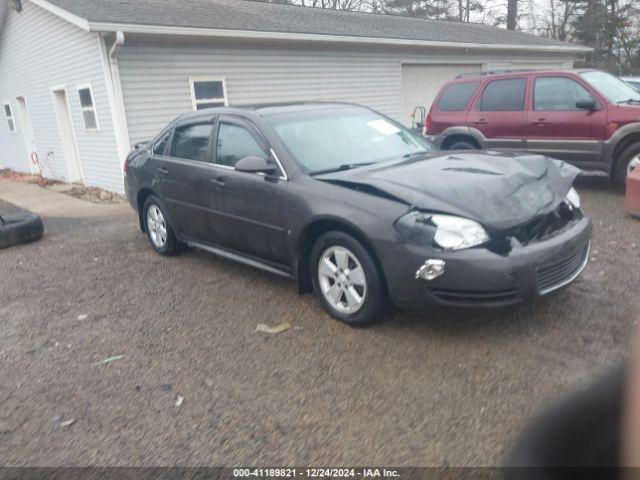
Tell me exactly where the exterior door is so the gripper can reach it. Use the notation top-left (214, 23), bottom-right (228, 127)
top-left (52, 88), bottom-right (84, 183)
top-left (526, 75), bottom-right (605, 165)
top-left (15, 96), bottom-right (39, 174)
top-left (210, 116), bottom-right (288, 266)
top-left (157, 121), bottom-right (216, 242)
top-left (466, 77), bottom-right (528, 149)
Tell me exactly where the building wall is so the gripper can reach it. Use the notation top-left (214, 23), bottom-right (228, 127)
top-left (118, 36), bottom-right (575, 145)
top-left (0, 1), bottom-right (122, 192)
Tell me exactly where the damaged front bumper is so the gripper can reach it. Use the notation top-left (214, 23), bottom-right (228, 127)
top-left (382, 215), bottom-right (592, 310)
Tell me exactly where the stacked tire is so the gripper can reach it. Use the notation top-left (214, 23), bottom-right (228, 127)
top-left (0, 213), bottom-right (44, 249)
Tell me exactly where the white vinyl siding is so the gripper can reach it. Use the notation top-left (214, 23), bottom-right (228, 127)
top-left (117, 37), bottom-right (574, 146)
top-left (0, 1), bottom-right (121, 191)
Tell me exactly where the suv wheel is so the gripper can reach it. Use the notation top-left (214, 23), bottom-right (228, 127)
top-left (143, 196), bottom-right (179, 255)
top-left (310, 231), bottom-right (386, 327)
top-left (613, 143), bottom-right (640, 189)
top-left (446, 139), bottom-right (477, 151)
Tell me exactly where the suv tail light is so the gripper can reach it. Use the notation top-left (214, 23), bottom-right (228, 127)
top-left (425, 111), bottom-right (432, 135)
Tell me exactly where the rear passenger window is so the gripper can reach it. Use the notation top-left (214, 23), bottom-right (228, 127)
top-left (153, 132), bottom-right (171, 156)
top-left (480, 78), bottom-right (527, 111)
top-left (170, 124), bottom-right (213, 162)
top-left (437, 82), bottom-right (480, 111)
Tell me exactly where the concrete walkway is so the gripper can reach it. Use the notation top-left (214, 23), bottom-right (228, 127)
top-left (0, 179), bottom-right (129, 217)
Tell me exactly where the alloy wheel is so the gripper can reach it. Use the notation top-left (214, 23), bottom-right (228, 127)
top-left (628, 154), bottom-right (640, 177)
top-left (147, 204), bottom-right (168, 248)
top-left (317, 246), bottom-right (367, 314)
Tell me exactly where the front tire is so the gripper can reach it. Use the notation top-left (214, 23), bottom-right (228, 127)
top-left (143, 196), bottom-right (178, 255)
top-left (310, 231), bottom-right (386, 327)
top-left (613, 142), bottom-right (640, 189)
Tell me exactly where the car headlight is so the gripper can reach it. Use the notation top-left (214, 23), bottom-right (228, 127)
top-left (430, 214), bottom-right (490, 250)
top-left (566, 187), bottom-right (580, 209)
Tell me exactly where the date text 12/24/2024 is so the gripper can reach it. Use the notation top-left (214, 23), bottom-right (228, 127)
top-left (233, 468), bottom-right (401, 478)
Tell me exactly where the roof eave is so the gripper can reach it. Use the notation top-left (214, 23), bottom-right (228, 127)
top-left (89, 22), bottom-right (593, 54)
top-left (30, 0), bottom-right (90, 30)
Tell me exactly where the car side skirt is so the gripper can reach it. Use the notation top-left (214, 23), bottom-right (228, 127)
top-left (187, 240), bottom-right (294, 279)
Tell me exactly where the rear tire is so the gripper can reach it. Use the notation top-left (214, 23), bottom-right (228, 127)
top-left (613, 142), bottom-right (640, 189)
top-left (143, 196), bottom-right (178, 256)
top-left (310, 231), bottom-right (386, 327)
top-left (446, 139), bottom-right (478, 151)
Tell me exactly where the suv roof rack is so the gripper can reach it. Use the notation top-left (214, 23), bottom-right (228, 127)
top-left (455, 69), bottom-right (536, 79)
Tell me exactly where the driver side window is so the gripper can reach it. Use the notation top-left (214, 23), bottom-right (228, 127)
top-left (216, 123), bottom-right (268, 168)
top-left (534, 77), bottom-right (594, 111)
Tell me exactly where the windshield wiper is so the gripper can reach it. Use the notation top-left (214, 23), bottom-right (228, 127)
top-left (310, 162), bottom-right (375, 176)
top-left (617, 98), bottom-right (640, 104)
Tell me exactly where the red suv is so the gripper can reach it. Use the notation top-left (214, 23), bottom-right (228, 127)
top-left (426, 69), bottom-right (640, 187)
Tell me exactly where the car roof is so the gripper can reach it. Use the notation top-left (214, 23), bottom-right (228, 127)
top-left (177, 101), bottom-right (369, 121)
top-left (449, 68), bottom-right (597, 83)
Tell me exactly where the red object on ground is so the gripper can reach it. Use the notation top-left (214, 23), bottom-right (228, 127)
top-left (625, 167), bottom-right (640, 217)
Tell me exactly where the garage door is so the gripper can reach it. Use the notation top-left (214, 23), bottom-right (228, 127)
top-left (401, 64), bottom-right (481, 127)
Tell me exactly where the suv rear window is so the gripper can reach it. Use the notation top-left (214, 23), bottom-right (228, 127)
top-left (437, 82), bottom-right (480, 111)
top-left (480, 78), bottom-right (527, 111)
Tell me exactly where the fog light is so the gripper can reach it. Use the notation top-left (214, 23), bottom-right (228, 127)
top-left (415, 259), bottom-right (445, 280)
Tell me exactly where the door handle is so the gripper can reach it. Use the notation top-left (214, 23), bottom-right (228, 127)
top-left (211, 177), bottom-right (227, 189)
top-left (158, 167), bottom-right (169, 176)
top-left (532, 118), bottom-right (549, 126)
top-left (472, 118), bottom-right (488, 125)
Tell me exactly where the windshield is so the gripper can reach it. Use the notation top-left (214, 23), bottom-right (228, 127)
top-left (266, 107), bottom-right (433, 174)
top-left (580, 70), bottom-right (640, 103)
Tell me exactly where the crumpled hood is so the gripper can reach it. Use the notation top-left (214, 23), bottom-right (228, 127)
top-left (317, 151), bottom-right (580, 231)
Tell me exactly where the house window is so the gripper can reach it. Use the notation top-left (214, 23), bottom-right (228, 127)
top-left (4, 103), bottom-right (15, 132)
top-left (77, 85), bottom-right (98, 131)
top-left (190, 78), bottom-right (227, 111)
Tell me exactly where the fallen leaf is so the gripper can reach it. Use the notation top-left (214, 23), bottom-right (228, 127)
top-left (93, 355), bottom-right (123, 366)
top-left (255, 322), bottom-right (291, 334)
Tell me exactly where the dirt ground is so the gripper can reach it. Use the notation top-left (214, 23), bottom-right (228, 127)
top-left (0, 176), bottom-right (638, 467)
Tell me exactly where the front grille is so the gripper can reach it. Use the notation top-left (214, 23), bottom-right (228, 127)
top-left (536, 242), bottom-right (590, 294)
top-left (510, 202), bottom-right (580, 245)
top-left (430, 287), bottom-right (518, 304)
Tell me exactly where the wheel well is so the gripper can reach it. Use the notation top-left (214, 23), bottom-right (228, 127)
top-left (136, 188), bottom-right (156, 232)
top-left (441, 134), bottom-right (481, 150)
top-left (611, 133), bottom-right (640, 176)
top-left (295, 219), bottom-right (388, 296)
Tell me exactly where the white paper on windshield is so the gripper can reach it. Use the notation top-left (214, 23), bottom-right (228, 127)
top-left (367, 119), bottom-right (400, 136)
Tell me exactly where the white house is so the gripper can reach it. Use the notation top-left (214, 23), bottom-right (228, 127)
top-left (0, 0), bottom-right (590, 193)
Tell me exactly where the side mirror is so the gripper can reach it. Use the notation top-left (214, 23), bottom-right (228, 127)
top-left (234, 156), bottom-right (277, 175)
top-left (576, 99), bottom-right (597, 111)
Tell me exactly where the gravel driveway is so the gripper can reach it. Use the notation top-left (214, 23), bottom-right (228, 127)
top-left (0, 177), bottom-right (637, 467)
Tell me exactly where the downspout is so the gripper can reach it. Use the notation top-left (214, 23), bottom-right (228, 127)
top-left (0, 1), bottom-right (9, 33)
top-left (104, 31), bottom-right (131, 175)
